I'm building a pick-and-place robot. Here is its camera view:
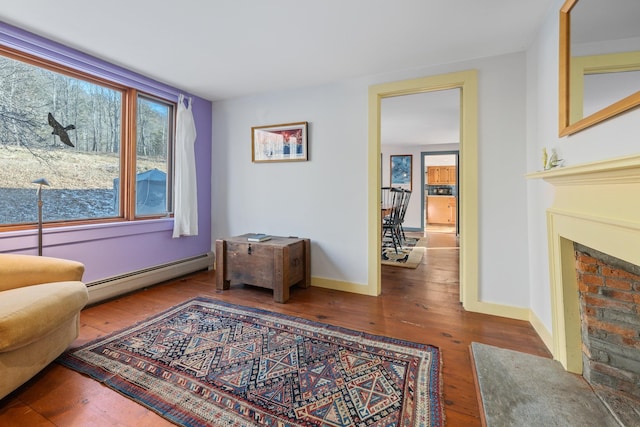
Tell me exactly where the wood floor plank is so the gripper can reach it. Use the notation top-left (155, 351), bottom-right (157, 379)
top-left (0, 399), bottom-right (54, 426)
top-left (0, 232), bottom-right (551, 426)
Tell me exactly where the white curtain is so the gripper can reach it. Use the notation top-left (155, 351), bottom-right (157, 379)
top-left (172, 94), bottom-right (198, 238)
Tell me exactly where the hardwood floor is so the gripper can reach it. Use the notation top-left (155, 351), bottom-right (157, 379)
top-left (0, 232), bottom-right (551, 426)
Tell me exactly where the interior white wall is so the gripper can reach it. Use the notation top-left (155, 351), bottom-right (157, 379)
top-left (526, 2), bottom-right (558, 334)
top-left (474, 53), bottom-right (529, 307)
top-left (212, 51), bottom-right (530, 308)
top-left (212, 82), bottom-right (370, 285)
top-left (526, 0), bottom-right (640, 333)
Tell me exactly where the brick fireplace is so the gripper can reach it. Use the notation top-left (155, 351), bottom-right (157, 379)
top-left (529, 154), bottom-right (640, 421)
top-left (574, 243), bottom-right (640, 403)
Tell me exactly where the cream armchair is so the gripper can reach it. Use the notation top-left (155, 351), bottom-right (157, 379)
top-left (0, 254), bottom-right (88, 400)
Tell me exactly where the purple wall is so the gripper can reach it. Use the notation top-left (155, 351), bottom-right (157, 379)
top-left (0, 22), bottom-right (212, 282)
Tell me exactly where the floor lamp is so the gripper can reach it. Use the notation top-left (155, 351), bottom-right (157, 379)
top-left (32, 178), bottom-right (50, 256)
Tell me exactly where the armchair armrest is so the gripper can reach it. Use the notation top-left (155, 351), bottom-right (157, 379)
top-left (0, 254), bottom-right (85, 292)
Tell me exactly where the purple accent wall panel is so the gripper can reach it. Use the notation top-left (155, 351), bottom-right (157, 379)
top-left (0, 21), bottom-right (212, 282)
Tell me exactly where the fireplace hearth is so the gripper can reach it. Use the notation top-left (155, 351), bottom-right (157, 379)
top-left (528, 154), bottom-right (640, 426)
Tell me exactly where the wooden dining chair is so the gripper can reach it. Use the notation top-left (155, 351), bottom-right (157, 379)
top-left (397, 189), bottom-right (411, 244)
top-left (382, 187), bottom-right (405, 253)
top-left (381, 187), bottom-right (394, 217)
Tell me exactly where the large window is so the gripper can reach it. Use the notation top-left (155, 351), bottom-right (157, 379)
top-left (0, 47), bottom-right (175, 228)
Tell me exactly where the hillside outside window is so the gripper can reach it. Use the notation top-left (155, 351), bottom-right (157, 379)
top-left (0, 47), bottom-right (175, 229)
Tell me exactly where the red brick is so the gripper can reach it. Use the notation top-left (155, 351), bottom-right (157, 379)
top-left (588, 319), bottom-right (637, 339)
top-left (578, 281), bottom-right (599, 295)
top-left (575, 252), bottom-right (599, 265)
top-left (583, 295), bottom-right (607, 307)
top-left (581, 273), bottom-right (605, 287)
top-left (604, 278), bottom-right (633, 291)
top-left (583, 295), bottom-right (635, 312)
top-left (622, 337), bottom-right (640, 349)
top-left (601, 289), bottom-right (636, 303)
top-left (601, 266), bottom-right (640, 281)
top-left (583, 306), bottom-right (597, 318)
top-left (575, 260), bottom-right (599, 274)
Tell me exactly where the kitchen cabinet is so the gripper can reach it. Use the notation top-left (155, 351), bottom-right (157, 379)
top-left (449, 197), bottom-right (456, 225)
top-left (446, 166), bottom-right (456, 185)
top-left (427, 168), bottom-right (438, 185)
top-left (426, 166), bottom-right (456, 185)
top-left (427, 196), bottom-right (456, 224)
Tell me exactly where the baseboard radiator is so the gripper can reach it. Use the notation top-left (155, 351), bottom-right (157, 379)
top-left (86, 252), bottom-right (214, 305)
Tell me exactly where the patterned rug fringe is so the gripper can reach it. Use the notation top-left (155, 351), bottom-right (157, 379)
top-left (58, 298), bottom-right (444, 427)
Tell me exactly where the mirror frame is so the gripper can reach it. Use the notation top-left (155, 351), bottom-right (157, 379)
top-left (559, 0), bottom-right (640, 136)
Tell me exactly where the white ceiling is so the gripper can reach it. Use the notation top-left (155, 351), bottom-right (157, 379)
top-left (0, 0), bottom-right (554, 146)
top-left (381, 89), bottom-right (460, 146)
top-left (0, 0), bottom-right (554, 102)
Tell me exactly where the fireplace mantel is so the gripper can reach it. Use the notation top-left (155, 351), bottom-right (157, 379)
top-left (528, 154), bottom-right (640, 373)
top-left (527, 153), bottom-right (640, 185)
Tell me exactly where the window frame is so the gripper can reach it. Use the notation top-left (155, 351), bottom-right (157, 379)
top-left (134, 93), bottom-right (176, 218)
top-left (0, 44), bottom-right (176, 231)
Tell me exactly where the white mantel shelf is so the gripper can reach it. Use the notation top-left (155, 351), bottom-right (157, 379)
top-left (526, 154), bottom-right (640, 185)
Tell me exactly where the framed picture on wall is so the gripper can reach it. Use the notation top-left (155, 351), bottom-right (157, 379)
top-left (390, 154), bottom-right (412, 190)
top-left (252, 122), bottom-right (308, 162)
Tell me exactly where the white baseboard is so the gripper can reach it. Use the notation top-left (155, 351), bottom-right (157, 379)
top-left (463, 300), bottom-right (530, 321)
top-left (86, 252), bottom-right (214, 305)
top-left (529, 309), bottom-right (554, 356)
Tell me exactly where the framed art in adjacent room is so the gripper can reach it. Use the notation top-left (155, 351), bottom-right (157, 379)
top-left (390, 154), bottom-right (412, 190)
top-left (252, 122), bottom-right (308, 162)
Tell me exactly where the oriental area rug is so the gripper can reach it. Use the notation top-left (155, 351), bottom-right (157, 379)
top-left (58, 298), bottom-right (444, 427)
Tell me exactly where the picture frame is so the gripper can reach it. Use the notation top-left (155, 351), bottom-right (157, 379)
top-left (252, 122), bottom-right (308, 162)
top-left (390, 154), bottom-right (412, 190)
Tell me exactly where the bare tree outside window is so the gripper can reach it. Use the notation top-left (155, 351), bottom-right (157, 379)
top-left (0, 53), bottom-right (173, 226)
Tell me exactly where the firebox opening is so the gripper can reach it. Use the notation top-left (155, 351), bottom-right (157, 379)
top-left (574, 242), bottom-right (640, 423)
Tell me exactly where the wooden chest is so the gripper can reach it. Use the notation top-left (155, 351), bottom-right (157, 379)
top-left (215, 235), bottom-right (310, 303)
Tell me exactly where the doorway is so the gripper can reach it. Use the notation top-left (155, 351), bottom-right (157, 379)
top-left (368, 70), bottom-right (479, 307)
top-left (423, 151), bottom-right (459, 235)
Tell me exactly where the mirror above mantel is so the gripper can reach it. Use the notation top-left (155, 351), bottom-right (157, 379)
top-left (559, 0), bottom-right (640, 136)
